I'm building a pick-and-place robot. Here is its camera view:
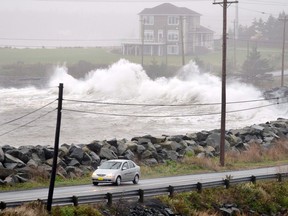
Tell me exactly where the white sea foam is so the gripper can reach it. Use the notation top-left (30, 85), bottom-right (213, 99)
top-left (0, 59), bottom-right (286, 147)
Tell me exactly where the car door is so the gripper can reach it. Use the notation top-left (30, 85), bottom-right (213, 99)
top-left (121, 162), bottom-right (130, 182)
top-left (128, 161), bottom-right (137, 180)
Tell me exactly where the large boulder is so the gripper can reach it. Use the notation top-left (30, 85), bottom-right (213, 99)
top-left (126, 141), bottom-right (138, 152)
top-left (89, 152), bottom-right (100, 164)
top-left (165, 150), bottom-right (178, 161)
top-left (43, 147), bottom-right (54, 160)
top-left (158, 141), bottom-right (175, 151)
top-left (186, 133), bottom-right (198, 141)
top-left (68, 158), bottom-right (81, 167)
top-left (81, 152), bottom-right (92, 166)
top-left (26, 159), bottom-right (39, 168)
top-left (196, 131), bottom-right (210, 141)
top-left (0, 167), bottom-right (15, 179)
top-left (59, 145), bottom-right (69, 158)
top-left (141, 150), bottom-right (153, 159)
top-left (2, 145), bottom-right (15, 152)
top-left (99, 148), bottom-right (118, 160)
top-left (4, 153), bottom-right (25, 168)
top-left (87, 141), bottom-right (103, 154)
top-left (124, 149), bottom-right (135, 160)
top-left (69, 146), bottom-right (84, 161)
top-left (4, 163), bottom-right (19, 169)
top-left (32, 146), bottom-right (46, 162)
top-left (6, 149), bottom-right (30, 164)
top-left (0, 147), bottom-right (5, 163)
top-left (107, 138), bottom-right (118, 148)
top-left (136, 144), bottom-right (146, 154)
top-left (31, 153), bottom-right (42, 165)
top-left (65, 166), bottom-right (84, 178)
top-left (143, 158), bottom-right (158, 165)
top-left (117, 140), bottom-right (128, 155)
top-left (206, 133), bottom-right (230, 152)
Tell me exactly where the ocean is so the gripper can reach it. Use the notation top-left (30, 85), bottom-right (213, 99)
top-left (0, 59), bottom-right (287, 147)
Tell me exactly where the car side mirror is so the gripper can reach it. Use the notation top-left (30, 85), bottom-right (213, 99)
top-left (122, 167), bottom-right (127, 170)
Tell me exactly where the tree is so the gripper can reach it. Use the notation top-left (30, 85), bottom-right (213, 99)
top-left (237, 12), bottom-right (288, 43)
top-left (241, 46), bottom-right (273, 83)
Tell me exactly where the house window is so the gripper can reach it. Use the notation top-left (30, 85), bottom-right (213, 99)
top-left (167, 30), bottom-right (179, 41)
top-left (143, 16), bottom-right (154, 25)
top-left (167, 45), bottom-right (179, 55)
top-left (144, 30), bottom-right (154, 41)
top-left (168, 16), bottom-right (179, 25)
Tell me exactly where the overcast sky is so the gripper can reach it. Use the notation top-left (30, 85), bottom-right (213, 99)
top-left (0, 0), bottom-right (287, 47)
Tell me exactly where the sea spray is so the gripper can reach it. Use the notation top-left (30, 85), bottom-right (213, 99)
top-left (0, 59), bottom-right (286, 147)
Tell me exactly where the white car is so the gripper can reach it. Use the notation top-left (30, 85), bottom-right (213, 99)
top-left (91, 159), bottom-right (141, 186)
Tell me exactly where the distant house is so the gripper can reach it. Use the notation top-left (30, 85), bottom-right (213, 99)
top-left (122, 3), bottom-right (214, 56)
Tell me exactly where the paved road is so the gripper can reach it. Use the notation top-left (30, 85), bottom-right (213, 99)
top-left (1, 165), bottom-right (287, 203)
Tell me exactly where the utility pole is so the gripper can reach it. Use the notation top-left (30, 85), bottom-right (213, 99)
top-left (279, 15), bottom-right (288, 87)
top-left (164, 25), bottom-right (168, 66)
top-left (141, 18), bottom-right (145, 67)
top-left (233, 20), bottom-right (236, 70)
top-left (47, 83), bottom-right (63, 213)
top-left (213, 0), bottom-right (238, 167)
top-left (180, 16), bottom-right (185, 66)
top-left (233, 4), bottom-right (239, 71)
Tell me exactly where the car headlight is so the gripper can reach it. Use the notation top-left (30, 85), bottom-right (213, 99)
top-left (106, 173), bottom-right (114, 178)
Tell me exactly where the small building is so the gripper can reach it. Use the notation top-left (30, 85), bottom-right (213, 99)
top-left (122, 3), bottom-right (214, 56)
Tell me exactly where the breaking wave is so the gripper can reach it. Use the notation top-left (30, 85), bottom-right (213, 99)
top-left (0, 59), bottom-right (287, 146)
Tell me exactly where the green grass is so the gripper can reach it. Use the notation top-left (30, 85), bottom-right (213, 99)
top-left (0, 45), bottom-right (284, 70)
top-left (0, 47), bottom-right (121, 65)
top-left (158, 181), bottom-right (288, 215)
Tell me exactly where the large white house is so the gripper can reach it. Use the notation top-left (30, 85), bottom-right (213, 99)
top-left (122, 3), bottom-right (214, 56)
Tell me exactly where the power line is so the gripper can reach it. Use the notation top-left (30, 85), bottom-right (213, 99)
top-left (0, 108), bottom-right (57, 137)
top-left (62, 101), bottom-right (285, 118)
top-left (62, 107), bottom-right (219, 118)
top-left (0, 99), bottom-right (57, 127)
top-left (63, 97), bottom-right (280, 107)
top-left (240, 0), bottom-right (288, 6)
top-left (1, 36), bottom-right (287, 49)
top-left (0, 37), bottom-right (123, 42)
top-left (38, 0), bottom-right (212, 2)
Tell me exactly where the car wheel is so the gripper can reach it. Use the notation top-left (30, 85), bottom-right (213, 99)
top-left (115, 176), bottom-right (121, 186)
top-left (133, 174), bottom-right (139, 184)
top-left (93, 182), bottom-right (98, 186)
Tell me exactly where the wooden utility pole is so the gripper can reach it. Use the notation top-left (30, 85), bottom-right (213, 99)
top-left (279, 15), bottom-right (288, 87)
top-left (233, 4), bottom-right (239, 71)
top-left (47, 83), bottom-right (63, 213)
top-left (213, 0), bottom-right (238, 167)
top-left (141, 18), bottom-right (145, 67)
top-left (180, 16), bottom-right (185, 66)
top-left (164, 25), bottom-right (168, 66)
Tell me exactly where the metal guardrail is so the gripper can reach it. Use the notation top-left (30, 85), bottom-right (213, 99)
top-left (0, 172), bottom-right (287, 210)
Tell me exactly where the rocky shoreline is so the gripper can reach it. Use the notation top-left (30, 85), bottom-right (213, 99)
top-left (1, 118), bottom-right (288, 185)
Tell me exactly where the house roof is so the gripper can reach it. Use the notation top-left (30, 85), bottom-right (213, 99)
top-left (139, 3), bottom-right (201, 16)
top-left (196, 25), bottom-right (214, 34)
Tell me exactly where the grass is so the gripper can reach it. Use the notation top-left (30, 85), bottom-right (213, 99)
top-left (0, 44), bottom-right (285, 69)
top-left (0, 47), bottom-right (121, 66)
top-left (158, 180), bottom-right (288, 215)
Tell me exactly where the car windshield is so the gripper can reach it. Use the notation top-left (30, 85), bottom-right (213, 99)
top-left (99, 161), bottom-right (122, 169)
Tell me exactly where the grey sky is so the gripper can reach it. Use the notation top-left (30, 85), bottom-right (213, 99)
top-left (0, 0), bottom-right (287, 47)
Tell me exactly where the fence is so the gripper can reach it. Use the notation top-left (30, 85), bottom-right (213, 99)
top-left (0, 172), bottom-right (287, 210)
